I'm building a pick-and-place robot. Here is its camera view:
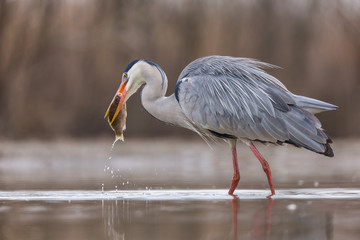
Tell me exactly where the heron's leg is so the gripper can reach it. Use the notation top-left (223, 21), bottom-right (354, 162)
top-left (228, 139), bottom-right (240, 195)
top-left (249, 143), bottom-right (275, 197)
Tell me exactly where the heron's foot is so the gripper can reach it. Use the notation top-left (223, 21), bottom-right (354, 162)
top-left (266, 191), bottom-right (275, 199)
top-left (230, 193), bottom-right (239, 199)
top-left (228, 174), bottom-right (240, 195)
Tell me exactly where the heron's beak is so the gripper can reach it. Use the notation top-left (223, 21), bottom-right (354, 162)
top-left (104, 80), bottom-right (128, 124)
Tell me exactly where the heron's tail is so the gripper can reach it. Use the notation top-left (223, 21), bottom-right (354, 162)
top-left (284, 130), bottom-right (334, 157)
top-left (323, 140), bottom-right (334, 157)
top-left (279, 107), bottom-right (335, 157)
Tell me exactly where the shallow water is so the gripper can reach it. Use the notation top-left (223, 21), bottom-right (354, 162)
top-left (1, 188), bottom-right (360, 201)
top-left (0, 139), bottom-right (359, 240)
top-left (1, 189), bottom-right (360, 240)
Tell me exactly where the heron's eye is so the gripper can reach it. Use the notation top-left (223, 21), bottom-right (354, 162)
top-left (123, 73), bottom-right (129, 81)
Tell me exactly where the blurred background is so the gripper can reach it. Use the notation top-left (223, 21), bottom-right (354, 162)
top-left (0, 0), bottom-right (359, 140)
top-left (1, 2), bottom-right (360, 239)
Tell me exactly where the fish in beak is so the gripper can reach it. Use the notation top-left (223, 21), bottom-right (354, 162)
top-left (104, 79), bottom-right (128, 124)
top-left (104, 80), bottom-right (128, 142)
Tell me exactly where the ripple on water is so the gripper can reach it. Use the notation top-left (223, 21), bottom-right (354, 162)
top-left (0, 188), bottom-right (359, 201)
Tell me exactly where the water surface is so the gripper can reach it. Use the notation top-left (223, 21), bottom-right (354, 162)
top-left (0, 139), bottom-right (359, 239)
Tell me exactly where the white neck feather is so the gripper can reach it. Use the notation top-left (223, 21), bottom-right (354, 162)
top-left (138, 63), bottom-right (189, 129)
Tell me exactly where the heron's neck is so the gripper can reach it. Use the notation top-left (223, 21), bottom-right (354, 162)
top-left (141, 80), bottom-right (189, 129)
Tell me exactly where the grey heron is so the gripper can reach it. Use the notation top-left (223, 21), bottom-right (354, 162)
top-left (105, 56), bottom-right (337, 197)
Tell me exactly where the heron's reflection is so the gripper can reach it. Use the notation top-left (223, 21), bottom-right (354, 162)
top-left (101, 193), bottom-right (334, 240)
top-left (231, 197), bottom-right (273, 240)
top-left (102, 197), bottom-right (275, 240)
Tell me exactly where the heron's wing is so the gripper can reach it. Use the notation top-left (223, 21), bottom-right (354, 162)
top-left (175, 56), bottom-right (332, 154)
top-left (292, 95), bottom-right (337, 114)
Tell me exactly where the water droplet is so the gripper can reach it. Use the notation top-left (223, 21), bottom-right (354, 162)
top-left (287, 204), bottom-right (297, 211)
top-left (111, 136), bottom-right (123, 150)
top-left (298, 180), bottom-right (304, 186)
top-left (115, 186), bottom-right (118, 192)
top-left (108, 157), bottom-right (112, 160)
top-left (314, 181), bottom-right (319, 187)
top-left (101, 184), bottom-right (104, 194)
top-left (107, 166), bottom-right (110, 170)
top-left (126, 181), bottom-right (129, 184)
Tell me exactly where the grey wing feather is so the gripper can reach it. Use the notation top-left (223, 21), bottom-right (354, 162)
top-left (293, 95), bottom-right (338, 114)
top-left (175, 56), bottom-right (336, 154)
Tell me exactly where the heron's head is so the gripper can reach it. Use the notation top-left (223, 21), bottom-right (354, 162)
top-left (104, 59), bottom-right (166, 123)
